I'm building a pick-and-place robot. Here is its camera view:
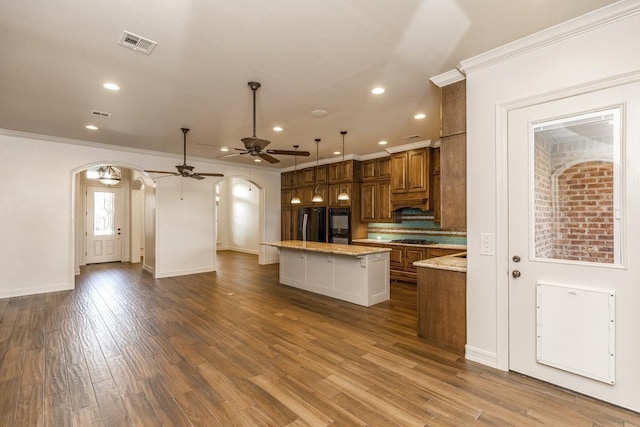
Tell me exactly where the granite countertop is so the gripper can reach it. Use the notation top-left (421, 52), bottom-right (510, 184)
top-left (352, 238), bottom-right (466, 251)
top-left (413, 252), bottom-right (467, 273)
top-left (261, 241), bottom-right (392, 256)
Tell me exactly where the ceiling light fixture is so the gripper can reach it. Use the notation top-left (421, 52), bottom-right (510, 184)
top-left (414, 113), bottom-right (426, 119)
top-left (333, 151), bottom-right (341, 155)
top-left (86, 125), bottom-right (98, 130)
top-left (103, 82), bottom-right (120, 91)
top-left (273, 126), bottom-right (283, 132)
top-left (312, 139), bottom-right (323, 203)
top-left (338, 131), bottom-right (350, 201)
top-left (378, 140), bottom-right (388, 145)
top-left (371, 87), bottom-right (385, 95)
top-left (290, 145), bottom-right (301, 204)
top-left (254, 159), bottom-right (261, 162)
top-left (97, 165), bottom-right (121, 185)
top-left (311, 109), bottom-right (328, 117)
top-left (220, 147), bottom-right (229, 152)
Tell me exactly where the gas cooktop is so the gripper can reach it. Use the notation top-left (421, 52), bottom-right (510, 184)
top-left (389, 239), bottom-right (437, 245)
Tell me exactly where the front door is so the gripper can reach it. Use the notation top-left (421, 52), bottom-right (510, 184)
top-left (86, 186), bottom-right (123, 264)
top-left (507, 81), bottom-right (640, 410)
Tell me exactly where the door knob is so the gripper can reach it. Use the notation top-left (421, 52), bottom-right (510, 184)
top-left (512, 255), bottom-right (521, 263)
top-left (512, 270), bottom-right (521, 278)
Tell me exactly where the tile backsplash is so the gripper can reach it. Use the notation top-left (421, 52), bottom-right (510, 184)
top-left (367, 208), bottom-right (466, 245)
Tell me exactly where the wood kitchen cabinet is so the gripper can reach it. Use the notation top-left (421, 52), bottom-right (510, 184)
top-left (441, 80), bottom-right (466, 137)
top-left (301, 185), bottom-right (327, 205)
top-left (328, 160), bottom-right (360, 183)
top-left (362, 157), bottom-right (391, 182)
top-left (328, 183), bottom-right (353, 207)
top-left (440, 134), bottom-right (466, 229)
top-left (281, 171), bottom-right (293, 188)
top-left (360, 181), bottom-right (394, 223)
top-left (390, 148), bottom-right (431, 210)
top-left (417, 267), bottom-right (466, 351)
top-left (301, 167), bottom-right (316, 186)
top-left (280, 206), bottom-right (299, 240)
top-left (431, 147), bottom-right (441, 223)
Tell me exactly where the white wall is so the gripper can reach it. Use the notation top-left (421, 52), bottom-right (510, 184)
top-left (0, 130), bottom-right (282, 298)
top-left (229, 177), bottom-right (260, 254)
top-left (463, 1), bottom-right (640, 408)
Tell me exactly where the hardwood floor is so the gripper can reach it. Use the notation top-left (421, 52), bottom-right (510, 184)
top-left (0, 250), bottom-right (638, 426)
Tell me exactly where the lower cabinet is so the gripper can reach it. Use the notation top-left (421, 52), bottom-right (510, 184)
top-left (356, 242), bottom-right (462, 284)
top-left (417, 267), bottom-right (466, 351)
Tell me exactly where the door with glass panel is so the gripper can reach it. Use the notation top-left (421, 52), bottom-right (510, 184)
top-left (507, 81), bottom-right (640, 410)
top-left (86, 186), bottom-right (123, 263)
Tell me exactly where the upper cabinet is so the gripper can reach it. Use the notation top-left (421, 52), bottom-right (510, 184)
top-left (328, 160), bottom-right (359, 183)
top-left (441, 80), bottom-right (466, 137)
top-left (389, 147), bottom-right (431, 211)
top-left (439, 79), bottom-right (466, 230)
top-left (361, 157), bottom-right (390, 182)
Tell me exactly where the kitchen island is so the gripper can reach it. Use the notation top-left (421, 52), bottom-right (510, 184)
top-left (262, 241), bottom-right (391, 307)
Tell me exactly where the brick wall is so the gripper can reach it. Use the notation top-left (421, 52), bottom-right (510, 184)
top-left (534, 131), bottom-right (614, 264)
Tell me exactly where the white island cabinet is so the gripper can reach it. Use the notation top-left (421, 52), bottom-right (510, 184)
top-left (262, 241), bottom-right (391, 307)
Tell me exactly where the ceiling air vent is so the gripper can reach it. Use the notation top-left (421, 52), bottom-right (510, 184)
top-left (118, 31), bottom-right (157, 55)
top-left (91, 110), bottom-right (112, 118)
top-left (403, 134), bottom-right (420, 140)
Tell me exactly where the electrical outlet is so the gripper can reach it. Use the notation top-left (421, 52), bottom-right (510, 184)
top-left (480, 233), bottom-right (495, 256)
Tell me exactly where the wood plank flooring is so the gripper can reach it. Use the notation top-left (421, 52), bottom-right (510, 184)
top-left (0, 250), bottom-right (638, 426)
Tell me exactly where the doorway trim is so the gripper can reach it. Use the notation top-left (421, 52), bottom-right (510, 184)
top-left (494, 69), bottom-right (640, 371)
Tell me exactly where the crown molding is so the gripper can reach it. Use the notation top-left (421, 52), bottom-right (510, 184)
top-left (430, 69), bottom-right (466, 88)
top-left (384, 139), bottom-right (434, 154)
top-left (459, 0), bottom-right (640, 74)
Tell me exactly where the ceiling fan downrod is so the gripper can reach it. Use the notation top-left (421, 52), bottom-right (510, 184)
top-left (248, 81), bottom-right (261, 138)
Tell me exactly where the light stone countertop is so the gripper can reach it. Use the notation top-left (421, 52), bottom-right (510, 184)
top-left (261, 241), bottom-right (392, 257)
top-left (352, 239), bottom-right (466, 251)
top-left (413, 252), bottom-right (467, 273)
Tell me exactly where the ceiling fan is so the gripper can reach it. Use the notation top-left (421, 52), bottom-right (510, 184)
top-left (213, 81), bottom-right (311, 164)
top-left (145, 128), bottom-right (224, 180)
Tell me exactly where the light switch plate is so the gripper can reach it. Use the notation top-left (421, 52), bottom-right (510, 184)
top-left (480, 233), bottom-right (495, 256)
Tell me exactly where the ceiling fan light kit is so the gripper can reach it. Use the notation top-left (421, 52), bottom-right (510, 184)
top-left (144, 128), bottom-right (223, 179)
top-left (337, 131), bottom-right (350, 201)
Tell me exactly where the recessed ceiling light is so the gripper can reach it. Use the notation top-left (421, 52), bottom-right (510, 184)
top-left (103, 82), bottom-right (120, 91)
top-left (371, 87), bottom-right (385, 95)
top-left (273, 126), bottom-right (283, 132)
top-left (414, 113), bottom-right (426, 119)
top-left (220, 147), bottom-right (229, 152)
top-left (254, 159), bottom-right (261, 162)
top-left (334, 151), bottom-right (341, 155)
top-left (311, 109), bottom-right (328, 117)
top-left (86, 125), bottom-right (98, 130)
top-left (378, 140), bottom-right (387, 145)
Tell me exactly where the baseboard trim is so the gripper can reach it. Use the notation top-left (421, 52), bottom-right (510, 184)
top-left (465, 345), bottom-right (499, 369)
top-left (0, 283), bottom-right (74, 299)
top-left (154, 266), bottom-right (215, 279)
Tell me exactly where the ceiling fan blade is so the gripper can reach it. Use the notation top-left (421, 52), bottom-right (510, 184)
top-left (144, 170), bottom-right (178, 175)
top-left (197, 143), bottom-right (247, 152)
top-left (217, 152), bottom-right (247, 159)
top-left (258, 153), bottom-right (280, 164)
top-left (195, 172), bottom-right (225, 177)
top-left (189, 174), bottom-right (206, 180)
top-left (266, 149), bottom-right (311, 156)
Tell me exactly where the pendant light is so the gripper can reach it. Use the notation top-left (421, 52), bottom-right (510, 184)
top-left (97, 165), bottom-right (121, 185)
top-left (290, 145), bottom-right (301, 204)
top-left (312, 138), bottom-right (324, 203)
top-left (337, 131), bottom-right (350, 201)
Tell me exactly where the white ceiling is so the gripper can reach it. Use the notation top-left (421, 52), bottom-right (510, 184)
top-left (0, 0), bottom-right (618, 169)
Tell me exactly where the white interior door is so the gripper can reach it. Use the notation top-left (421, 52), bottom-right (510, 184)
top-left (507, 81), bottom-right (640, 411)
top-left (86, 186), bottom-right (123, 264)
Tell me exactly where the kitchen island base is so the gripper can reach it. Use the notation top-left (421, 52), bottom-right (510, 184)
top-left (270, 244), bottom-right (390, 307)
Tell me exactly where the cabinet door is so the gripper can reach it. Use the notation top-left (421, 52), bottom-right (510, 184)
top-left (302, 185), bottom-right (327, 205)
top-left (440, 134), bottom-right (466, 229)
top-left (376, 181), bottom-right (394, 222)
top-left (328, 163), bottom-right (341, 183)
top-left (405, 247), bottom-right (427, 267)
top-left (390, 153), bottom-right (408, 193)
top-left (361, 182), bottom-right (377, 222)
top-left (329, 183), bottom-right (352, 207)
top-left (301, 167), bottom-right (316, 185)
top-left (362, 160), bottom-right (377, 181)
top-left (282, 207), bottom-right (296, 240)
top-left (281, 189), bottom-right (291, 207)
top-left (377, 157), bottom-right (391, 179)
top-left (316, 165), bottom-right (328, 184)
top-left (281, 172), bottom-right (293, 188)
top-left (407, 149), bottom-right (428, 192)
top-left (388, 246), bottom-right (404, 269)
